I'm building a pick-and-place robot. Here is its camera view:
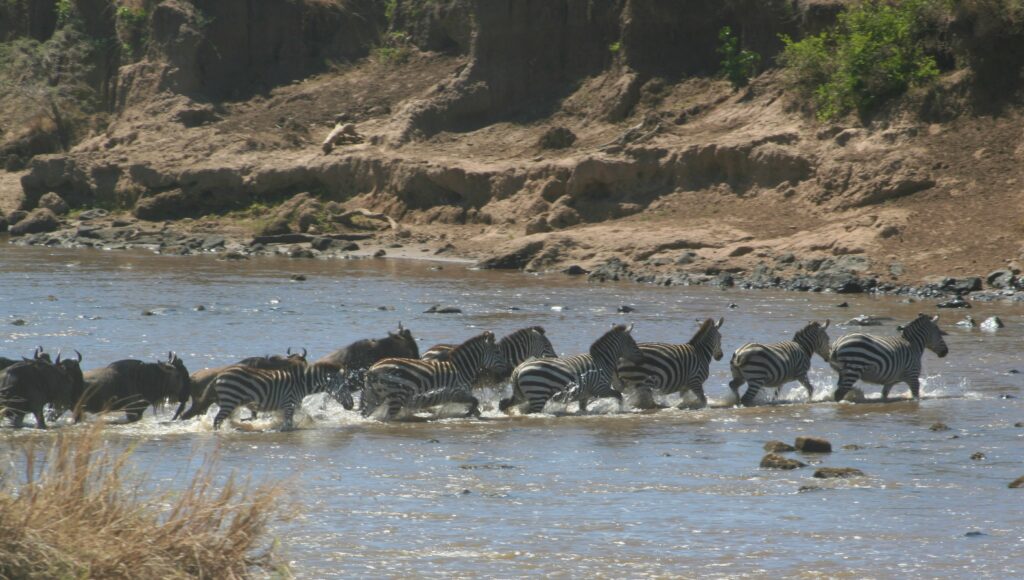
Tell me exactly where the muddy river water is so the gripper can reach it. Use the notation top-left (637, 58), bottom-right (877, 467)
top-left (2, 244), bottom-right (1022, 578)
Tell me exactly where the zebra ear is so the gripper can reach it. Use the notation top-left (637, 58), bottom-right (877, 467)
top-left (931, 314), bottom-right (940, 323)
top-left (625, 323), bottom-right (634, 333)
top-left (716, 317), bottom-right (724, 328)
top-left (822, 319), bottom-right (830, 329)
top-left (896, 325), bottom-right (905, 332)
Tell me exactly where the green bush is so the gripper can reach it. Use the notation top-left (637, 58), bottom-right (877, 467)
top-left (717, 26), bottom-right (761, 89)
top-left (779, 0), bottom-right (941, 120)
top-left (116, 5), bottom-right (149, 62)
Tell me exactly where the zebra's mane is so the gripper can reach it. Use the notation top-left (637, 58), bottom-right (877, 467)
top-left (689, 318), bottom-right (718, 346)
top-left (450, 331), bottom-right (495, 356)
top-left (499, 327), bottom-right (540, 346)
top-left (901, 314), bottom-right (936, 337)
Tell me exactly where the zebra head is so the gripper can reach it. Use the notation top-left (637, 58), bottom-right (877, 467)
top-left (796, 320), bottom-right (831, 361)
top-left (454, 331), bottom-right (505, 373)
top-left (690, 317), bottom-right (724, 361)
top-left (500, 326), bottom-right (557, 364)
top-left (592, 323), bottom-right (644, 370)
top-left (900, 314), bottom-right (949, 358)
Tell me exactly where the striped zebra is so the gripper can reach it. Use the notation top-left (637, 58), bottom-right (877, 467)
top-left (728, 320), bottom-right (831, 406)
top-left (421, 326), bottom-right (556, 389)
top-left (617, 317), bottom-right (724, 409)
top-left (211, 361), bottom-right (347, 431)
top-left (361, 331), bottom-right (504, 420)
top-left (829, 313), bottom-right (948, 402)
top-left (500, 323), bottom-right (643, 414)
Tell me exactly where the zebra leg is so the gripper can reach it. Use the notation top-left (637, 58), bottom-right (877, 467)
top-left (33, 408), bottom-right (47, 429)
top-left (881, 384), bottom-right (895, 402)
top-left (213, 403), bottom-right (236, 430)
top-left (797, 375), bottom-right (815, 402)
top-left (740, 380), bottom-right (763, 407)
top-left (728, 366), bottom-right (746, 401)
top-left (688, 383), bottom-right (708, 409)
top-left (833, 367), bottom-right (862, 402)
top-left (906, 377), bottom-right (921, 400)
top-left (445, 389), bottom-right (481, 418)
top-left (11, 410), bottom-right (26, 429)
top-left (578, 396), bottom-right (589, 414)
top-left (282, 400), bottom-right (296, 431)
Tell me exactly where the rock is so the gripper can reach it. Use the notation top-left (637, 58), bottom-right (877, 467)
top-left (617, 305), bottom-right (635, 313)
top-left (290, 274), bottom-right (307, 281)
top-left (813, 467), bottom-right (865, 479)
top-left (77, 208), bottom-right (109, 220)
top-left (1010, 476), bottom-right (1024, 488)
top-left (0, 214), bottom-right (7, 233)
top-left (477, 240), bottom-right (546, 270)
top-left (525, 216), bottom-right (551, 234)
top-left (172, 102), bottom-right (219, 127)
top-left (564, 265), bottom-right (588, 276)
top-left (776, 252), bottom-right (796, 264)
top-left (937, 296), bottom-right (971, 309)
top-left (760, 453), bottom-right (806, 470)
top-left (37, 192), bottom-right (69, 215)
top-left (288, 247), bottom-right (316, 259)
top-left (588, 258), bottom-right (631, 282)
top-left (676, 250), bottom-right (697, 265)
top-left (987, 269), bottom-right (1017, 289)
top-left (942, 277), bottom-right (983, 294)
top-left (841, 444), bottom-right (863, 450)
top-left (842, 315), bottom-right (889, 326)
top-left (194, 305), bottom-right (206, 311)
top-left (964, 531), bottom-right (986, 537)
top-left (133, 189), bottom-right (198, 221)
top-left (980, 316), bottom-right (1004, 331)
top-left (425, 305), bottom-right (462, 314)
top-left (836, 302), bottom-right (849, 308)
top-left (1015, 422), bottom-right (1023, 427)
top-left (373, 249), bottom-right (386, 258)
top-left (955, 315), bottom-right (976, 328)
top-left (970, 452), bottom-right (986, 460)
top-left (729, 245), bottom-right (755, 257)
top-left (260, 217), bottom-right (292, 236)
top-left (537, 126), bottom-right (577, 149)
top-left (929, 422), bottom-right (950, 432)
top-left (794, 436), bottom-right (832, 453)
top-left (222, 251), bottom-right (248, 260)
top-left (6, 210), bottom-right (27, 225)
top-left (9, 208), bottom-right (60, 236)
top-left (10, 319), bottom-right (26, 326)
top-left (764, 441), bottom-right (796, 453)
top-left (142, 310), bottom-right (155, 316)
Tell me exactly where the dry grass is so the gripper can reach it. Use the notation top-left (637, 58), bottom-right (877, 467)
top-left (0, 424), bottom-right (290, 579)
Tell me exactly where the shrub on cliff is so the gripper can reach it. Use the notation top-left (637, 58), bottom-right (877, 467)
top-left (0, 424), bottom-right (288, 578)
top-left (779, 0), bottom-right (942, 120)
top-left (717, 26), bottom-right (761, 89)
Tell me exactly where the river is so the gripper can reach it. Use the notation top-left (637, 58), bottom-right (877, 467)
top-left (1, 244), bottom-right (1022, 578)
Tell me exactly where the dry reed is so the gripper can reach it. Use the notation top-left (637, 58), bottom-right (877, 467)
top-left (0, 424), bottom-right (289, 579)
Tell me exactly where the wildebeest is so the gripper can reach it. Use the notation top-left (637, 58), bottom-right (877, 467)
top-left (0, 346), bottom-right (52, 372)
top-left (0, 350), bottom-right (84, 428)
top-left (80, 352), bottom-right (190, 422)
top-left (173, 348), bottom-right (309, 421)
top-left (316, 323), bottom-right (420, 393)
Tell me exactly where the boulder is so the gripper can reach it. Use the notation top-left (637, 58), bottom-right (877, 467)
top-left (760, 453), bottom-right (806, 470)
top-left (425, 305), bottom-right (462, 314)
top-left (476, 240), bottom-right (545, 270)
top-left (134, 189), bottom-right (199, 221)
top-left (980, 316), bottom-right (1004, 331)
top-left (937, 296), bottom-right (971, 309)
top-left (0, 214), bottom-right (6, 233)
top-left (764, 441), bottom-right (796, 453)
top-left (813, 467), bottom-right (865, 479)
top-left (9, 207), bottom-right (60, 236)
top-left (970, 452), bottom-right (985, 461)
top-left (37, 192), bottom-right (69, 215)
top-left (537, 126), bottom-right (577, 150)
top-left (1010, 476), bottom-right (1024, 489)
top-left (77, 208), bottom-right (110, 220)
top-left (563, 265), bottom-right (588, 276)
top-left (6, 209), bottom-right (27, 225)
top-left (794, 436), bottom-right (832, 453)
top-left (929, 422), bottom-right (950, 432)
top-left (987, 269), bottom-right (1017, 289)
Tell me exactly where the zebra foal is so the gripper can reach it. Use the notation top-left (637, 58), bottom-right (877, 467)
top-left (617, 317), bottom-right (724, 409)
top-left (501, 323), bottom-right (643, 415)
top-left (728, 320), bottom-right (831, 406)
top-left (211, 362), bottom-right (347, 431)
top-left (361, 331), bottom-right (505, 420)
top-left (829, 313), bottom-right (948, 402)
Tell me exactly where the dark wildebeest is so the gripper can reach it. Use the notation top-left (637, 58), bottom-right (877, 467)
top-left (173, 348), bottom-right (308, 421)
top-left (316, 323), bottom-right (420, 395)
top-left (80, 352), bottom-right (190, 423)
top-left (0, 346), bottom-right (52, 372)
top-left (0, 350), bottom-right (84, 428)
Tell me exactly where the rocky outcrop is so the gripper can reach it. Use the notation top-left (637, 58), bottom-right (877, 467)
top-left (9, 207), bottom-right (60, 236)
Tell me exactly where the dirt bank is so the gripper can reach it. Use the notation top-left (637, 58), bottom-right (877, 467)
top-left (2, 0), bottom-right (1023, 300)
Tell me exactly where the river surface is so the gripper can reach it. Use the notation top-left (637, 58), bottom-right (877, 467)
top-left (2, 244), bottom-right (1023, 578)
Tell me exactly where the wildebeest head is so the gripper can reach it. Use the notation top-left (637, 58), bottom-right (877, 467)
top-left (54, 350), bottom-right (85, 413)
top-left (160, 351), bottom-right (191, 401)
top-left (386, 322), bottom-right (420, 359)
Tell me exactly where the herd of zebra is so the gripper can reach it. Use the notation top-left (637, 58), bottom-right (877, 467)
top-left (0, 314), bottom-right (949, 430)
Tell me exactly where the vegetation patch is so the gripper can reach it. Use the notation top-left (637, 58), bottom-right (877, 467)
top-left (0, 424), bottom-right (288, 579)
top-left (717, 26), bottom-right (760, 89)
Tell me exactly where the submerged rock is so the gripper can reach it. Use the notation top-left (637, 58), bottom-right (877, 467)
top-left (980, 316), bottom-right (1004, 331)
top-left (764, 441), bottom-right (796, 453)
top-left (760, 453), bottom-right (806, 470)
top-left (425, 305), bottom-right (462, 314)
top-left (813, 467), bottom-right (865, 479)
top-left (1010, 476), bottom-right (1024, 489)
top-left (955, 315), bottom-right (976, 328)
top-left (970, 452), bottom-right (986, 461)
top-left (930, 422), bottom-right (950, 432)
top-left (937, 296), bottom-right (971, 309)
top-left (795, 436), bottom-right (832, 453)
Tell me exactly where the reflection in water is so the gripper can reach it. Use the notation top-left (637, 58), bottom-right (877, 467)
top-left (1, 245), bottom-right (1023, 577)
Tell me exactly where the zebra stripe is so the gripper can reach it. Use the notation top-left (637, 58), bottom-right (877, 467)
top-left (501, 324), bottom-right (642, 414)
top-left (361, 331), bottom-right (504, 420)
top-left (829, 314), bottom-right (948, 401)
top-left (421, 326), bottom-right (556, 389)
top-left (212, 362), bottom-right (345, 430)
top-left (728, 320), bottom-right (831, 406)
top-left (617, 317), bottom-right (724, 409)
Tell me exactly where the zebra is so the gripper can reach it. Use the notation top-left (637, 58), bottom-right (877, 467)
top-left (728, 320), bottom-right (831, 406)
top-left (421, 326), bottom-right (557, 389)
top-left (617, 317), bottom-right (724, 409)
top-left (211, 361), bottom-right (347, 431)
top-left (829, 313), bottom-right (948, 402)
top-left (361, 331), bottom-right (505, 420)
top-left (500, 323), bottom-right (643, 415)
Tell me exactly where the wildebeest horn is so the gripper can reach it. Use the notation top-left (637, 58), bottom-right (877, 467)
top-left (168, 350), bottom-right (173, 362)
top-left (75, 349), bottom-right (82, 362)
top-left (287, 346), bottom-right (293, 355)
top-left (301, 347), bottom-right (307, 358)
top-left (625, 323), bottom-right (634, 333)
top-left (55, 349), bottom-right (62, 364)
top-left (34, 345), bottom-right (43, 358)
top-left (398, 321), bottom-right (404, 332)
